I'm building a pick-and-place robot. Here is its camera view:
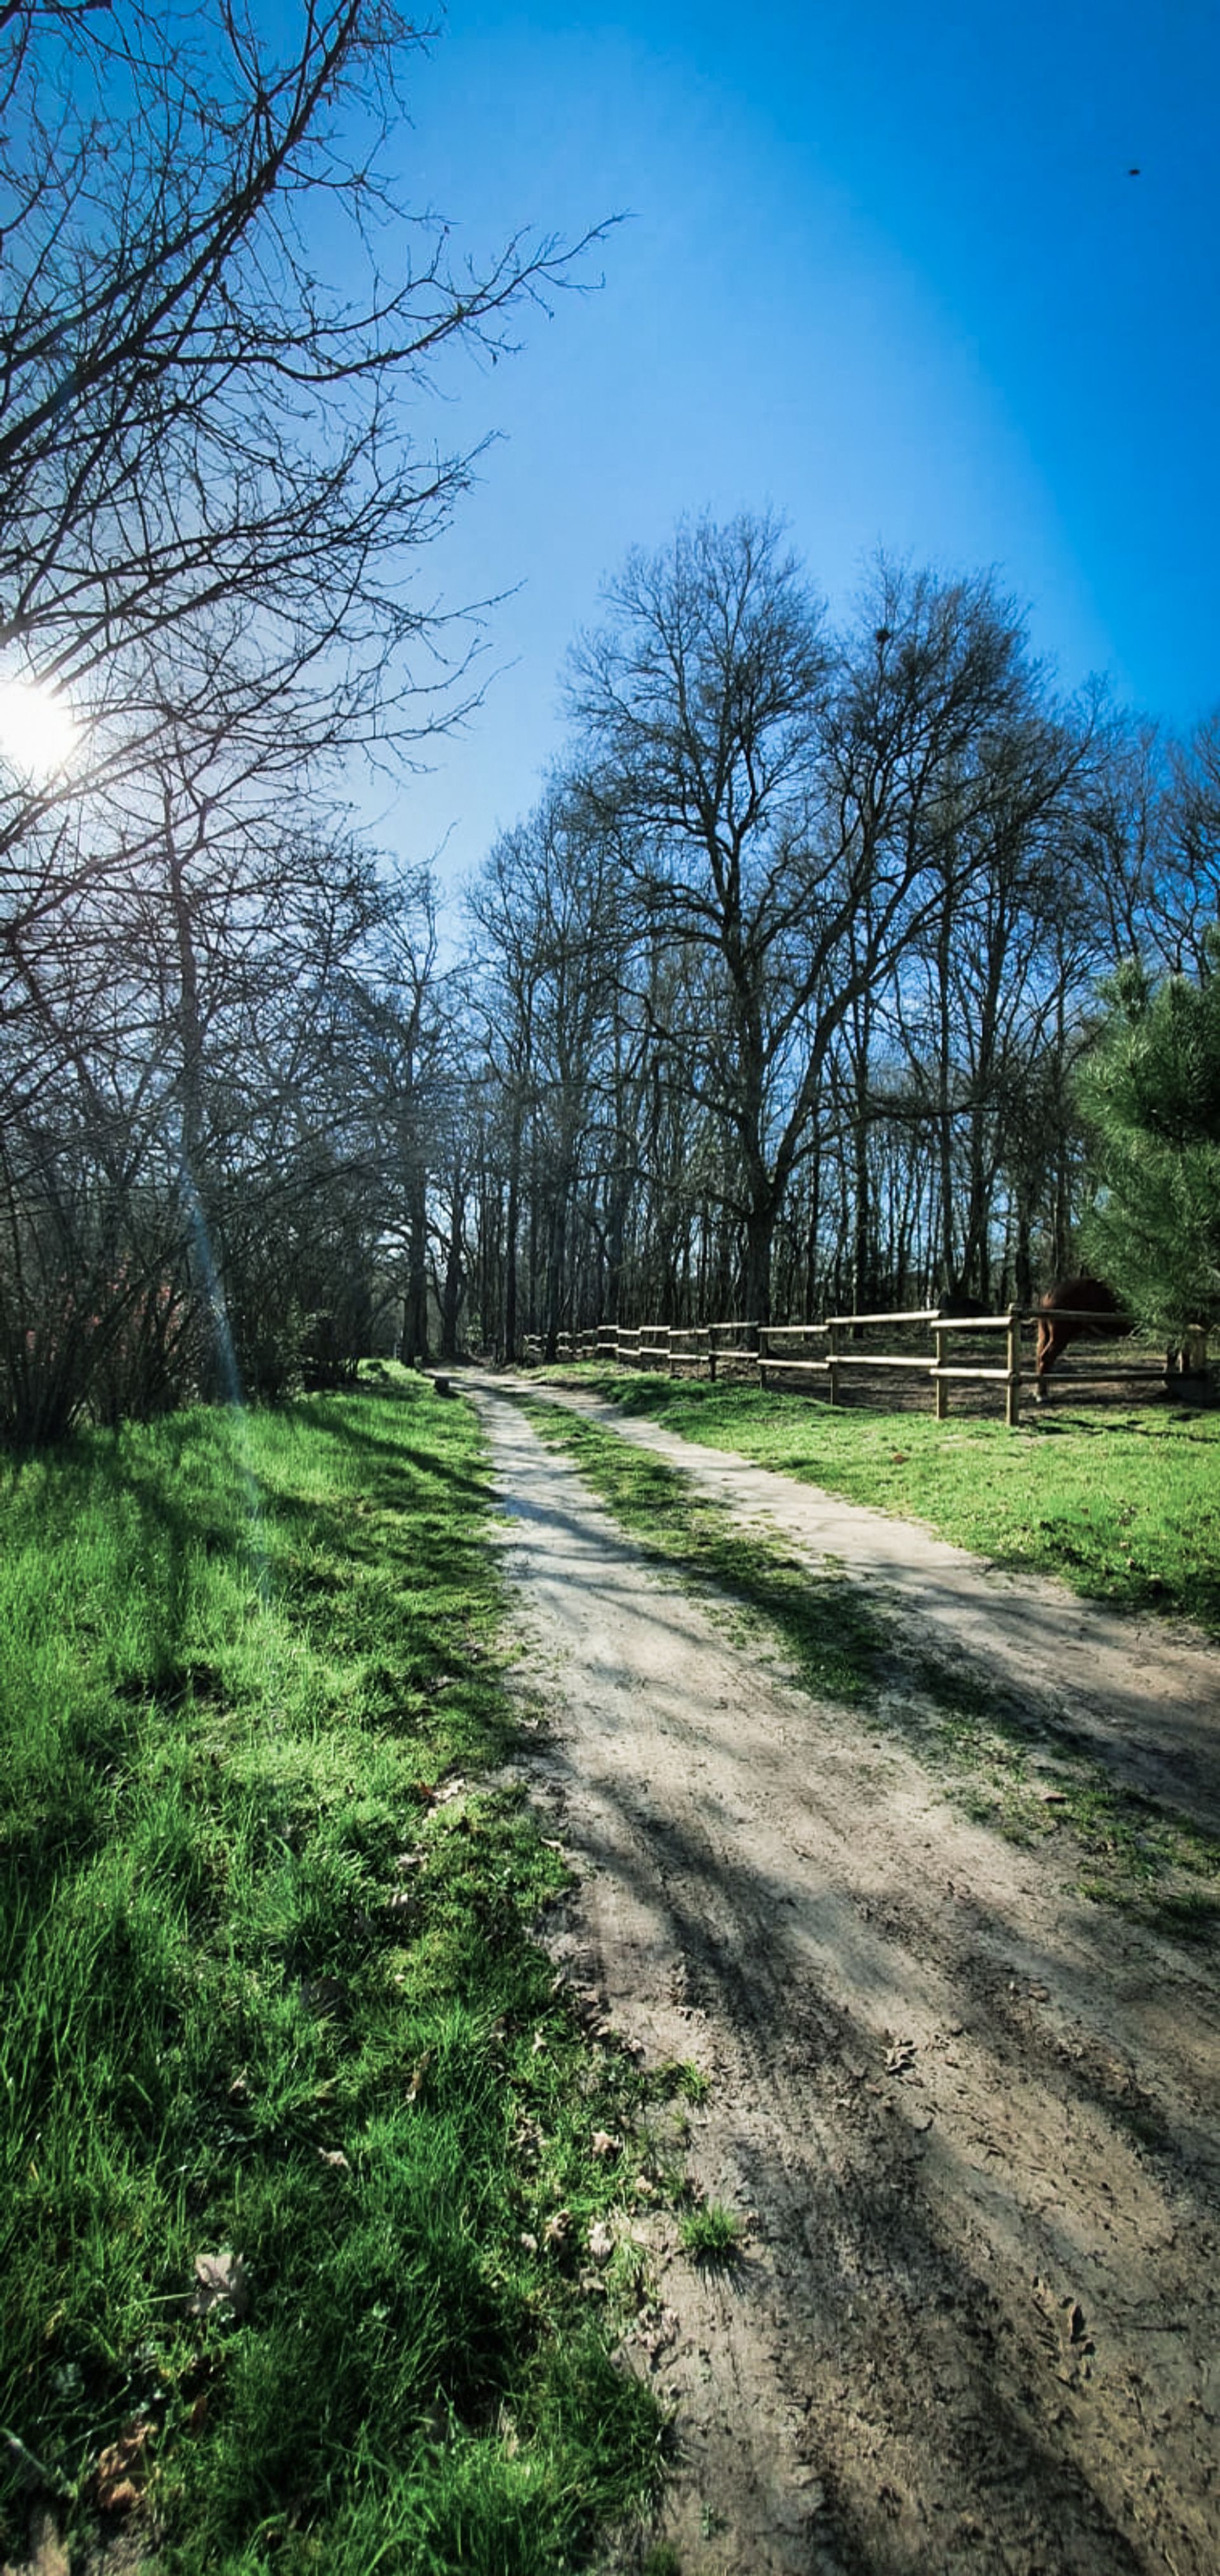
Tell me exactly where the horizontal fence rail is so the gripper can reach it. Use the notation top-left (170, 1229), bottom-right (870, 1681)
top-left (522, 1307), bottom-right (1210, 1427)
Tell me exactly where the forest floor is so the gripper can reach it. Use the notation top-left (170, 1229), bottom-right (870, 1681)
top-left (467, 1373), bottom-right (1220, 2576)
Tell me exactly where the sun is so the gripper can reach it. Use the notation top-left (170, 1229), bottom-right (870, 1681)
top-left (0, 676), bottom-right (80, 780)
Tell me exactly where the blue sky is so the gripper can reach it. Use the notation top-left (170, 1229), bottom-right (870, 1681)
top-left (373, 0), bottom-right (1220, 887)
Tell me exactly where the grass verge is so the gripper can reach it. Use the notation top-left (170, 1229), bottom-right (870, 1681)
top-left (515, 1394), bottom-right (1220, 1943)
top-left (0, 1373), bottom-right (668, 2574)
top-left (533, 1369), bottom-right (1220, 1635)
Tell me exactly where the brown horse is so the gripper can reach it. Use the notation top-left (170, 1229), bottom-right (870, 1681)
top-left (1034, 1274), bottom-right (1127, 1380)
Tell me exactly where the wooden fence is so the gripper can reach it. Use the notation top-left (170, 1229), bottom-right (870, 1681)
top-left (522, 1306), bottom-right (1205, 1427)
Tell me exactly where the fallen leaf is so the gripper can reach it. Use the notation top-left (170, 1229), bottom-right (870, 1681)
top-left (543, 2209), bottom-right (572, 2249)
top-left (588, 2219), bottom-right (614, 2263)
top-left (318, 2148), bottom-right (351, 2170)
top-left (590, 2129), bottom-right (620, 2158)
top-left (187, 2249), bottom-right (250, 2320)
top-left (518, 2231), bottom-right (538, 2254)
top-left (98, 2478), bottom-right (142, 2516)
top-left (407, 2050), bottom-right (433, 2102)
top-left (884, 2041), bottom-right (917, 2075)
top-left (94, 2419), bottom-right (152, 2512)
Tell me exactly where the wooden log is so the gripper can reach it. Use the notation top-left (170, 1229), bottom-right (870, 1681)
top-left (826, 1307), bottom-right (941, 1327)
top-left (1024, 1307), bottom-right (1134, 1328)
top-left (934, 1323), bottom-right (947, 1420)
top-left (1031, 1366), bottom-right (1170, 1384)
top-left (830, 1353), bottom-right (937, 1370)
top-left (931, 1312), bottom-right (1019, 1333)
top-left (930, 1365), bottom-right (1015, 1382)
top-left (749, 1354), bottom-right (829, 1372)
top-left (1007, 1310), bottom-right (1022, 1428)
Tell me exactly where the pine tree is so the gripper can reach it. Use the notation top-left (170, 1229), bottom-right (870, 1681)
top-left (1077, 931), bottom-right (1220, 1342)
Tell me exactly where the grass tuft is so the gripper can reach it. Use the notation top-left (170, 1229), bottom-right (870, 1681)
top-left (678, 2204), bottom-right (742, 2266)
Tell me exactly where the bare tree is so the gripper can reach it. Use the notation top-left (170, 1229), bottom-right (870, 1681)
top-left (467, 792), bottom-right (627, 1355)
top-left (0, 1), bottom-right (595, 750)
top-left (570, 527), bottom-right (1062, 1320)
top-left (0, 0), bottom-right (604, 1432)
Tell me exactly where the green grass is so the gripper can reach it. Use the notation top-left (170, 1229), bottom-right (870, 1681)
top-left (0, 1375), bottom-right (668, 2573)
top-left (515, 1394), bottom-right (1220, 1942)
top-left (536, 1368), bottom-right (1220, 1635)
top-left (677, 2205), bottom-right (741, 2268)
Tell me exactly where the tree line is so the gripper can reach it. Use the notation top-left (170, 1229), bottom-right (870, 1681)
top-left (1, 9), bottom-right (1216, 1443)
top-left (459, 520), bottom-right (1219, 1360)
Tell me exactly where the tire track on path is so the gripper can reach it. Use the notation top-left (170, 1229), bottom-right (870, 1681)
top-left (468, 1380), bottom-right (1220, 2576)
top-left (489, 1374), bottom-right (1220, 1837)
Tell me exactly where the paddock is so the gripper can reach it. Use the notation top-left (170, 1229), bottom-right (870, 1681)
top-left (522, 1306), bottom-right (1210, 1425)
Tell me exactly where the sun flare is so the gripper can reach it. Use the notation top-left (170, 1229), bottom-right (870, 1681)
top-left (0, 676), bottom-right (79, 779)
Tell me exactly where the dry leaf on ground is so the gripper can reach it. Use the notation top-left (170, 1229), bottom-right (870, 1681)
top-left (187, 2249), bottom-right (250, 2320)
top-left (93, 2418), bottom-right (152, 2512)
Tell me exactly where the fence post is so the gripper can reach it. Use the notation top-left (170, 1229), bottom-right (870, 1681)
top-left (933, 1323), bottom-right (947, 1420)
top-left (1183, 1323), bottom-right (1209, 1379)
top-left (1006, 1307), bottom-right (1021, 1428)
top-left (828, 1319), bottom-right (840, 1406)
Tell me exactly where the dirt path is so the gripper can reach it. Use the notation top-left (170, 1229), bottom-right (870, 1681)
top-left (467, 1378), bottom-right (1220, 2576)
top-left (489, 1379), bottom-right (1220, 1841)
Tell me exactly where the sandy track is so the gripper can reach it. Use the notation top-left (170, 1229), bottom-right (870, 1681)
top-left (487, 1379), bottom-right (1220, 1841)
top-left (468, 1379), bottom-right (1220, 2576)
